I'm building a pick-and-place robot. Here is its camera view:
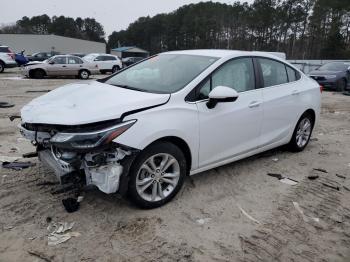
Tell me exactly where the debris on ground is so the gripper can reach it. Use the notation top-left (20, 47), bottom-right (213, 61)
top-left (336, 174), bottom-right (346, 179)
top-left (37, 181), bottom-right (60, 186)
top-left (237, 204), bottom-right (260, 224)
top-left (27, 250), bottom-right (53, 262)
top-left (2, 161), bottom-right (35, 170)
top-left (196, 218), bottom-right (212, 225)
top-left (62, 198), bottom-right (80, 213)
top-left (267, 173), bottom-right (298, 185)
top-left (293, 202), bottom-right (320, 223)
top-left (308, 175), bottom-right (319, 180)
top-left (272, 158), bottom-right (279, 162)
top-left (47, 221), bottom-right (80, 246)
top-left (8, 115), bottom-right (20, 121)
top-left (322, 183), bottom-right (340, 191)
top-left (0, 102), bottom-right (15, 108)
top-left (26, 90), bottom-right (52, 93)
top-left (318, 150), bottom-right (328, 155)
top-left (313, 168), bottom-right (328, 173)
top-left (22, 152), bottom-right (38, 158)
top-left (310, 138), bottom-right (319, 142)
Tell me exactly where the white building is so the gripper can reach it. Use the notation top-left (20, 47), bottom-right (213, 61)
top-left (0, 34), bottom-right (106, 54)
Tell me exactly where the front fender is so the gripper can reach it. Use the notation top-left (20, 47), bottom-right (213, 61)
top-left (114, 103), bottom-right (199, 170)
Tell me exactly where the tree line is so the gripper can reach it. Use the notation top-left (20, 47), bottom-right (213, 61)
top-left (0, 15), bottom-right (105, 43)
top-left (1, 0), bottom-right (349, 59)
top-left (108, 0), bottom-right (350, 59)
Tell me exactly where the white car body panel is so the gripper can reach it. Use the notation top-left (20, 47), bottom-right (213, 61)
top-left (20, 49), bottom-right (321, 180)
top-left (21, 81), bottom-right (170, 125)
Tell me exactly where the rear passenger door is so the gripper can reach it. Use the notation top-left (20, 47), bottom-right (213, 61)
top-left (257, 57), bottom-right (302, 148)
top-left (67, 56), bottom-right (83, 75)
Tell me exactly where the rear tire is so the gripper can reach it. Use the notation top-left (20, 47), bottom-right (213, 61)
top-left (336, 79), bottom-right (346, 92)
top-left (112, 66), bottom-right (119, 73)
top-left (79, 70), bottom-right (90, 80)
top-left (0, 61), bottom-right (4, 73)
top-left (128, 142), bottom-right (186, 209)
top-left (288, 112), bottom-right (314, 152)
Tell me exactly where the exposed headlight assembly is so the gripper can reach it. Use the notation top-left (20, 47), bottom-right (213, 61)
top-left (50, 120), bottom-right (136, 150)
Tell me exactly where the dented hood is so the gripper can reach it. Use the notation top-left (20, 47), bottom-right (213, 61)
top-left (21, 81), bottom-right (170, 125)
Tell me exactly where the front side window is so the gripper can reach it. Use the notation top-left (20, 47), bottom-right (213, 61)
top-left (52, 57), bottom-right (67, 64)
top-left (258, 58), bottom-right (288, 87)
top-left (104, 54), bottom-right (218, 94)
top-left (197, 58), bottom-right (255, 99)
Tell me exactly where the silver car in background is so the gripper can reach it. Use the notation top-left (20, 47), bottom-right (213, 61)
top-left (22, 55), bottom-right (99, 79)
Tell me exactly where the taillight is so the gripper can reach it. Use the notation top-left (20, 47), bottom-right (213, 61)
top-left (320, 85), bottom-right (323, 93)
top-left (7, 53), bottom-right (15, 60)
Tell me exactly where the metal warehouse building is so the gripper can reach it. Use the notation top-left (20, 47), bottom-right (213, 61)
top-left (0, 34), bottom-right (106, 54)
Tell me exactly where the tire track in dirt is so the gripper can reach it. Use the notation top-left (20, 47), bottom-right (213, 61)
top-left (238, 175), bottom-right (350, 262)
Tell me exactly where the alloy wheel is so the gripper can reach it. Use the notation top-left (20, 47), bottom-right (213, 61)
top-left (296, 118), bottom-right (312, 148)
top-left (136, 153), bottom-right (180, 202)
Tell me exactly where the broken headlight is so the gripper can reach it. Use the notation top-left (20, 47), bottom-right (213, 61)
top-left (50, 120), bottom-right (136, 150)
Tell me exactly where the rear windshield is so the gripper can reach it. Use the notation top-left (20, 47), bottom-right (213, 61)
top-left (105, 54), bottom-right (218, 94)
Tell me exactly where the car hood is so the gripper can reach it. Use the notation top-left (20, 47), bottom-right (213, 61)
top-left (21, 81), bottom-right (170, 125)
top-left (309, 70), bottom-right (341, 75)
top-left (26, 61), bottom-right (45, 66)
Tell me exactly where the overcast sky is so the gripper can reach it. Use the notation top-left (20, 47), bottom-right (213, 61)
top-left (1, 0), bottom-right (253, 36)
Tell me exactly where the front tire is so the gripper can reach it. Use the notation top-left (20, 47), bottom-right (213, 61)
top-left (32, 69), bottom-right (45, 79)
top-left (288, 112), bottom-right (314, 152)
top-left (128, 142), bottom-right (186, 209)
top-left (112, 65), bottom-right (119, 73)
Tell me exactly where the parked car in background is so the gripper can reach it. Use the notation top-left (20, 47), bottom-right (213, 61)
top-left (27, 51), bottom-right (60, 62)
top-left (308, 62), bottom-right (350, 91)
top-left (20, 50), bottom-right (321, 208)
top-left (83, 53), bottom-right (122, 74)
top-left (122, 57), bottom-right (144, 67)
top-left (69, 53), bottom-right (86, 58)
top-left (22, 55), bottom-right (98, 79)
top-left (0, 45), bottom-right (17, 73)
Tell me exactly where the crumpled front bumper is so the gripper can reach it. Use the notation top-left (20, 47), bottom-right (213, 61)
top-left (19, 124), bottom-right (128, 194)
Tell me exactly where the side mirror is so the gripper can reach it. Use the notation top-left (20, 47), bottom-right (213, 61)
top-left (49, 61), bottom-right (55, 65)
top-left (207, 86), bottom-right (239, 109)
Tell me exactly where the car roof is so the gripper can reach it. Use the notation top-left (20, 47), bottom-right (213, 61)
top-left (163, 49), bottom-right (286, 60)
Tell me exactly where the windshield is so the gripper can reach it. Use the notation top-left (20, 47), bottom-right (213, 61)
top-left (318, 62), bottom-right (350, 71)
top-left (104, 54), bottom-right (218, 93)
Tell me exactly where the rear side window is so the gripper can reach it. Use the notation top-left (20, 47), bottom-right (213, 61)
top-left (103, 56), bottom-right (117, 61)
top-left (286, 66), bottom-right (301, 82)
top-left (258, 58), bottom-right (288, 87)
top-left (68, 57), bottom-right (83, 64)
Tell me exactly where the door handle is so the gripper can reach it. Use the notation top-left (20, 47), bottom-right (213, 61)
top-left (292, 90), bottom-right (300, 95)
top-left (249, 101), bottom-right (261, 108)
top-left (62, 65), bottom-right (67, 67)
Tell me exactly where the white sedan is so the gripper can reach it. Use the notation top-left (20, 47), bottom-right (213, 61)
top-left (20, 50), bottom-right (321, 208)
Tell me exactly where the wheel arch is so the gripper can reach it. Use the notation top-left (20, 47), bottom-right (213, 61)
top-left (146, 136), bottom-right (192, 174)
top-left (302, 108), bottom-right (316, 126)
top-left (29, 68), bottom-right (46, 77)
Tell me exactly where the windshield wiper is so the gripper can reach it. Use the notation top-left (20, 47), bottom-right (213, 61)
top-left (110, 84), bottom-right (147, 92)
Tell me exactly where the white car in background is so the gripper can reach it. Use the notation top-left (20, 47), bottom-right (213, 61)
top-left (83, 53), bottom-right (122, 74)
top-left (20, 50), bottom-right (321, 209)
top-left (0, 45), bottom-right (17, 73)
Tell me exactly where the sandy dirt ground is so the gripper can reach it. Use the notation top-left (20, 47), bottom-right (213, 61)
top-left (0, 69), bottom-right (350, 262)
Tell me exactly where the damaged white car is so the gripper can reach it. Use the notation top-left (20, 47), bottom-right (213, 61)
top-left (20, 50), bottom-right (321, 208)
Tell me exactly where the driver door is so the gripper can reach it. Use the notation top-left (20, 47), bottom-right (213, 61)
top-left (195, 57), bottom-right (263, 168)
top-left (46, 56), bottom-right (68, 76)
